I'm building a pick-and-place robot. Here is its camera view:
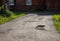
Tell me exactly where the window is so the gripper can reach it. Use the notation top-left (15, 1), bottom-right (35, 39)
top-left (26, 0), bottom-right (32, 5)
top-left (9, 0), bottom-right (14, 6)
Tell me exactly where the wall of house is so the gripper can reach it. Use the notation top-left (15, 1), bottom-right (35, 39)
top-left (47, 0), bottom-right (60, 11)
top-left (15, 0), bottom-right (41, 10)
top-left (14, 0), bottom-right (60, 11)
top-left (0, 0), bottom-right (3, 6)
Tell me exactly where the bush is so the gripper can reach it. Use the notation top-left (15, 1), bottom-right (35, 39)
top-left (53, 14), bottom-right (60, 31)
top-left (0, 5), bottom-right (12, 17)
top-left (0, 11), bottom-right (26, 25)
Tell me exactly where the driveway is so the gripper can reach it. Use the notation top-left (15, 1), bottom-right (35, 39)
top-left (0, 13), bottom-right (60, 41)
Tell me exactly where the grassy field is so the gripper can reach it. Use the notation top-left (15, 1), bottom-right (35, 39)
top-left (53, 14), bottom-right (60, 31)
top-left (0, 12), bottom-right (26, 25)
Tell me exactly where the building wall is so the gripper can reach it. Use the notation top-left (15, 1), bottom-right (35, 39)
top-left (47, 0), bottom-right (60, 10)
top-left (15, 0), bottom-right (41, 10)
top-left (12, 0), bottom-right (60, 11)
top-left (0, 0), bottom-right (3, 6)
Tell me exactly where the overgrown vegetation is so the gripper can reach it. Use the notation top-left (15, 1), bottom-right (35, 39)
top-left (0, 0), bottom-right (26, 25)
top-left (0, 0), bottom-right (12, 17)
top-left (53, 14), bottom-right (60, 31)
top-left (0, 12), bottom-right (26, 25)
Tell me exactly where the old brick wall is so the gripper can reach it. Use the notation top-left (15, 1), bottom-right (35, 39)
top-left (15, 0), bottom-right (60, 11)
top-left (15, 0), bottom-right (41, 10)
top-left (0, 0), bottom-right (3, 6)
top-left (47, 0), bottom-right (60, 10)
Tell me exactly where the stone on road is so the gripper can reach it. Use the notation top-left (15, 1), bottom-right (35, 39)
top-left (0, 13), bottom-right (60, 41)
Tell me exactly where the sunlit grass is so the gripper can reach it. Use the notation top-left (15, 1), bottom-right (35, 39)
top-left (0, 12), bottom-right (26, 25)
top-left (53, 14), bottom-right (60, 31)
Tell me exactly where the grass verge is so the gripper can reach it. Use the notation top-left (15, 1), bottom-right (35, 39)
top-left (0, 11), bottom-right (26, 25)
top-left (53, 14), bottom-right (60, 31)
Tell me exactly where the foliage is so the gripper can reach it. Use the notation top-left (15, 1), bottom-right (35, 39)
top-left (0, 0), bottom-right (26, 25)
top-left (0, 12), bottom-right (26, 25)
top-left (53, 14), bottom-right (60, 31)
top-left (0, 4), bottom-right (11, 17)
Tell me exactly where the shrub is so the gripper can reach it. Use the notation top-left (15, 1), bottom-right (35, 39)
top-left (0, 4), bottom-right (12, 17)
top-left (53, 14), bottom-right (60, 31)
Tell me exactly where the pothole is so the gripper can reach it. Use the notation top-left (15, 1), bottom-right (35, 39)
top-left (36, 25), bottom-right (45, 30)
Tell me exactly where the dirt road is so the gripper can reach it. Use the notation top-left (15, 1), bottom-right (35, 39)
top-left (0, 13), bottom-right (60, 41)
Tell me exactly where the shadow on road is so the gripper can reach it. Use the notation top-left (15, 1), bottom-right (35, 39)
top-left (14, 10), bottom-right (60, 16)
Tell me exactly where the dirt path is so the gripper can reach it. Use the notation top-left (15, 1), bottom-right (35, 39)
top-left (0, 13), bottom-right (60, 41)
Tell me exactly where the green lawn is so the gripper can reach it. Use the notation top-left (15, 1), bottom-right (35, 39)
top-left (53, 14), bottom-right (60, 31)
top-left (0, 12), bottom-right (26, 25)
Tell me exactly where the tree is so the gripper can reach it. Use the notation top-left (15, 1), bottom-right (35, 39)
top-left (0, 0), bottom-right (11, 17)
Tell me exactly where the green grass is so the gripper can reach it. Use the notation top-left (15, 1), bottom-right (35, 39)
top-left (53, 14), bottom-right (60, 31)
top-left (0, 12), bottom-right (26, 25)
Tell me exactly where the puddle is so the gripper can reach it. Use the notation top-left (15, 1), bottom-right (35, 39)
top-left (36, 25), bottom-right (45, 30)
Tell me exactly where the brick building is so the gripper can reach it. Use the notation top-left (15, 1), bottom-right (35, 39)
top-left (1, 0), bottom-right (60, 11)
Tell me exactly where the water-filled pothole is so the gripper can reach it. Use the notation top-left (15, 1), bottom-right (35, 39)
top-left (36, 25), bottom-right (45, 30)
